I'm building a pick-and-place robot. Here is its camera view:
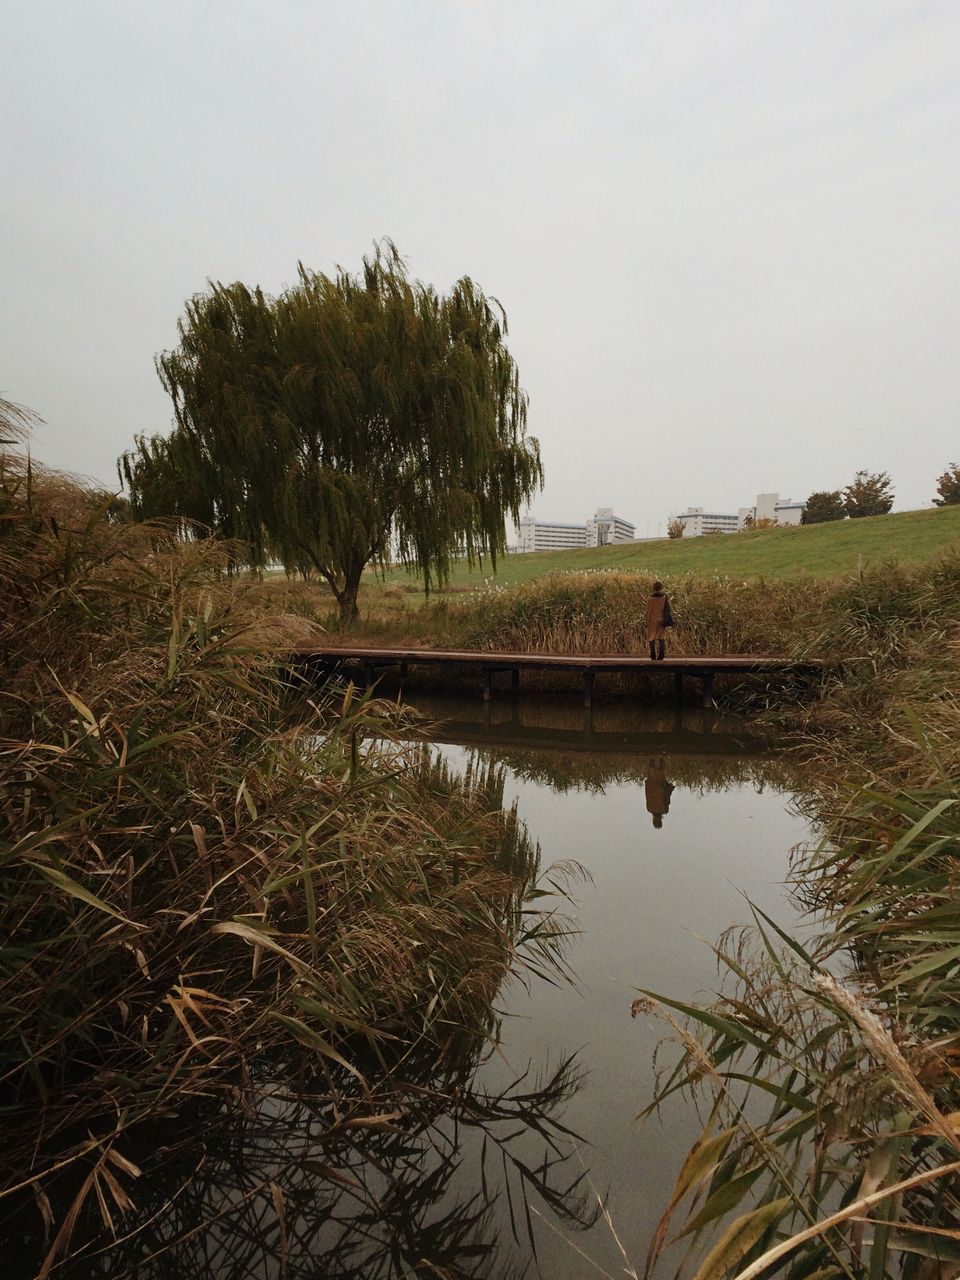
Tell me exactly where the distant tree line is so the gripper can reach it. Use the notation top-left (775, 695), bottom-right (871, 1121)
top-left (802, 464), bottom-right (960, 523)
top-left (671, 463), bottom-right (957, 539)
top-left (802, 471), bottom-right (894, 523)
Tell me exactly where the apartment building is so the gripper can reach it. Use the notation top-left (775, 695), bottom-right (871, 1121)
top-left (674, 507), bottom-right (739, 536)
top-left (674, 492), bottom-right (806, 537)
top-left (517, 518), bottom-right (588, 553)
top-left (736, 493), bottom-right (805, 528)
top-left (587, 507), bottom-right (636, 546)
top-left (518, 507), bottom-right (636, 553)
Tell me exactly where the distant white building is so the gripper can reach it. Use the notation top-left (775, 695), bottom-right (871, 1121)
top-left (674, 507), bottom-right (739, 537)
top-left (737, 493), bottom-right (806, 529)
top-left (674, 493), bottom-right (806, 537)
top-left (586, 507), bottom-right (636, 546)
top-left (518, 518), bottom-right (588, 553)
top-left (518, 507), bottom-right (635, 553)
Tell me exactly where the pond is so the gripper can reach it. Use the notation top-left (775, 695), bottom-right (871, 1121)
top-left (8, 691), bottom-right (817, 1279)
top-left (402, 692), bottom-right (815, 1279)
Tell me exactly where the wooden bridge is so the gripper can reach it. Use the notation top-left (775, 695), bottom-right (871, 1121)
top-left (290, 645), bottom-right (823, 708)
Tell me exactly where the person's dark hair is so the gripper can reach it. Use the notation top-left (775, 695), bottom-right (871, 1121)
top-left (652, 580), bottom-right (663, 592)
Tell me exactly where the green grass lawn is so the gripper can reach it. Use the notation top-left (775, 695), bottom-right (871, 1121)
top-left (381, 504), bottom-right (960, 594)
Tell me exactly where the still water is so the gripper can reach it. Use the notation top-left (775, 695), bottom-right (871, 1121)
top-left (405, 693), bottom-right (814, 1278)
top-left (14, 693), bottom-right (815, 1278)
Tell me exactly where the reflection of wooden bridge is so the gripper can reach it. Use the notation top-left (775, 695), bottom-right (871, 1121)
top-left (291, 645), bottom-right (823, 708)
top-left (411, 713), bottom-right (770, 759)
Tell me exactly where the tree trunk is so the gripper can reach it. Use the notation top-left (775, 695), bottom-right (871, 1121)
top-left (337, 562), bottom-right (364, 624)
top-left (307, 551), bottom-right (365, 624)
top-left (338, 589), bottom-right (360, 624)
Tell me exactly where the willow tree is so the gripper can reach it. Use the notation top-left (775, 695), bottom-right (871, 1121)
top-left (121, 244), bottom-right (542, 621)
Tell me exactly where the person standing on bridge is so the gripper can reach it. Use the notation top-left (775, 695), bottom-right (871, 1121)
top-left (645, 580), bottom-right (673, 661)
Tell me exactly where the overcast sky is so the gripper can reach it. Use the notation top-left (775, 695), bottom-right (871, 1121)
top-left (3, 1), bottom-right (959, 531)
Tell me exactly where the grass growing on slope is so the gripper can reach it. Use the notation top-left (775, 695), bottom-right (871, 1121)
top-left (373, 504), bottom-right (960, 598)
top-left (256, 506), bottom-right (960, 640)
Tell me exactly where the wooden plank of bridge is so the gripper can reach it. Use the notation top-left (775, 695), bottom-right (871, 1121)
top-left (290, 645), bottom-right (824, 708)
top-left (291, 644), bottom-right (822, 677)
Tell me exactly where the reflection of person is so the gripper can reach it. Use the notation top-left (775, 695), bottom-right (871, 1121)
top-left (645, 580), bottom-right (672, 661)
top-left (645, 757), bottom-right (675, 829)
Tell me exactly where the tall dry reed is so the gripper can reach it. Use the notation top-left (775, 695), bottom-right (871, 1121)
top-left (0, 417), bottom-right (572, 1274)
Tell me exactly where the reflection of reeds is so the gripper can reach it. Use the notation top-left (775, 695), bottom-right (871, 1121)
top-left (478, 744), bottom-right (796, 797)
top-left (43, 1050), bottom-right (596, 1279)
top-left (0, 423), bottom-right (578, 1275)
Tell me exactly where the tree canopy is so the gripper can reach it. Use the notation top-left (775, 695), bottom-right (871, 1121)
top-left (933, 463), bottom-right (960, 507)
top-left (843, 470), bottom-right (894, 518)
top-left (801, 490), bottom-right (846, 524)
top-left (121, 244), bottom-right (543, 620)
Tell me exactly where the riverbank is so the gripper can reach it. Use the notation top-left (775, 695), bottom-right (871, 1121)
top-left (408, 503), bottom-right (958, 585)
top-left (316, 557), bottom-right (960, 1274)
top-left (297, 553), bottom-right (959, 772)
top-left (0, 447), bottom-right (570, 1275)
top-left (6, 425), bottom-right (960, 1275)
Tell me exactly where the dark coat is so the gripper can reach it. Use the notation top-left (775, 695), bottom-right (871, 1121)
top-left (645, 591), bottom-right (669, 642)
top-left (645, 763), bottom-right (675, 824)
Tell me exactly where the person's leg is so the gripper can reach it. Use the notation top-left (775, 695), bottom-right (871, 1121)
top-left (657, 639), bottom-right (666, 660)
top-left (649, 641), bottom-right (656, 660)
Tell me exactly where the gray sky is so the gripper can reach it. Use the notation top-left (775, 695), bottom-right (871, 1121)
top-left (3, 1), bottom-right (959, 531)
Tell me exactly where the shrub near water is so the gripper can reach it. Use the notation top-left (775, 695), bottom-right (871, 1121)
top-left (0, 434), bottom-right (563, 1273)
top-left (787, 552), bottom-right (960, 780)
top-left (458, 557), bottom-right (960, 664)
top-left (461, 571), bottom-right (829, 656)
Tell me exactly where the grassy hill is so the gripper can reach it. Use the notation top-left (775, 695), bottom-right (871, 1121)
top-left (383, 505), bottom-right (960, 594)
top-left (260, 506), bottom-right (960, 631)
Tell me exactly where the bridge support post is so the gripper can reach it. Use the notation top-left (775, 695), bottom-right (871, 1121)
top-left (583, 670), bottom-right (594, 709)
top-left (483, 669), bottom-right (492, 702)
top-left (701, 672), bottom-right (717, 709)
top-left (674, 671), bottom-right (684, 705)
top-left (511, 668), bottom-right (520, 698)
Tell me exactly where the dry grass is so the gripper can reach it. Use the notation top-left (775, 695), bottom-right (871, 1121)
top-left (0, 424), bottom-right (573, 1274)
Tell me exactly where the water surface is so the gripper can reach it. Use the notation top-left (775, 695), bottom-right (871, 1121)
top-left (11, 692), bottom-right (816, 1278)
top-left (399, 691), bottom-right (814, 1277)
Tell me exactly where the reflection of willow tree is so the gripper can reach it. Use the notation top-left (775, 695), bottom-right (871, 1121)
top-left (63, 1047), bottom-right (593, 1280)
top-left (4, 743), bottom-right (591, 1280)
